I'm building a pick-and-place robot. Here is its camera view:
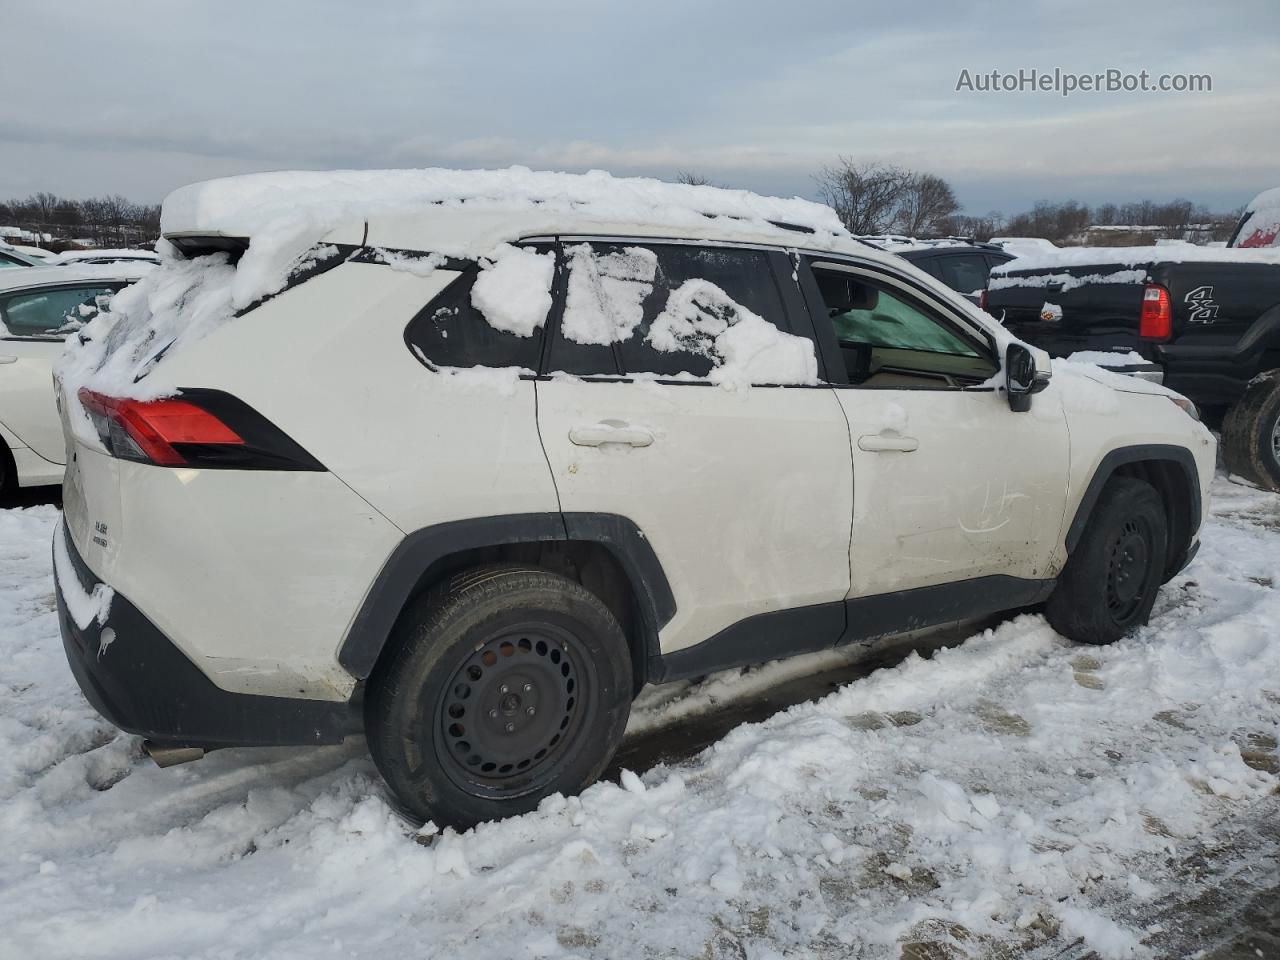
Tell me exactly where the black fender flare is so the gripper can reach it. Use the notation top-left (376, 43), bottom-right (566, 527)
top-left (337, 512), bottom-right (676, 680)
top-left (1064, 443), bottom-right (1202, 569)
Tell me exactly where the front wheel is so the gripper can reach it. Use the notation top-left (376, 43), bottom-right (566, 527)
top-left (1222, 371), bottom-right (1280, 491)
top-left (1046, 477), bottom-right (1168, 645)
top-left (365, 565), bottom-right (632, 828)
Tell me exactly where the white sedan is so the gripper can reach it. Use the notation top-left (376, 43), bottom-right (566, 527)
top-left (0, 263), bottom-right (151, 491)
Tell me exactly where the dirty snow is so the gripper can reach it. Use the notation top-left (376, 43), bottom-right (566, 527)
top-left (2, 475), bottom-right (1278, 958)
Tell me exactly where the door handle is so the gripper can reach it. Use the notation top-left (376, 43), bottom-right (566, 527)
top-left (569, 420), bottom-right (655, 448)
top-left (0, 356), bottom-right (16, 364)
top-left (858, 433), bottom-right (918, 453)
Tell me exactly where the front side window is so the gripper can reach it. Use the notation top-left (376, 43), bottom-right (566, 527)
top-left (0, 252), bottom-right (27, 269)
top-left (0, 284), bottom-right (119, 338)
top-left (811, 265), bottom-right (996, 387)
top-left (555, 242), bottom-right (817, 384)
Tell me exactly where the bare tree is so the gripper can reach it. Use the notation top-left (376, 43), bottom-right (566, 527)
top-left (894, 173), bottom-right (959, 236)
top-left (675, 170), bottom-right (714, 187)
top-left (814, 159), bottom-right (911, 235)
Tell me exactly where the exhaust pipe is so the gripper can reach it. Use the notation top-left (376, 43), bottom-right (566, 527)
top-left (143, 741), bottom-right (206, 768)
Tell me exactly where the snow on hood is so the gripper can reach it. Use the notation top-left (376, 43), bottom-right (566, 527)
top-left (991, 243), bottom-right (1280, 275)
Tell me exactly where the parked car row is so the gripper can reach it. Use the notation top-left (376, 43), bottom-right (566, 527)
top-left (0, 263), bottom-right (152, 491)
top-left (49, 169), bottom-right (1214, 827)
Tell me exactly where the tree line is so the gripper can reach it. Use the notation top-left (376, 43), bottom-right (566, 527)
top-left (681, 161), bottom-right (1243, 244)
top-left (0, 192), bottom-right (161, 249)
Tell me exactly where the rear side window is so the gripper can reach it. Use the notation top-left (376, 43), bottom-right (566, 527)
top-left (936, 255), bottom-right (991, 295)
top-left (0, 284), bottom-right (121, 338)
top-left (406, 265), bottom-right (546, 370)
top-left (558, 243), bottom-right (796, 379)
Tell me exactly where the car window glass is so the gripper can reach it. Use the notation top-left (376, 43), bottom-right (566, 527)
top-left (811, 266), bottom-right (996, 387)
top-left (0, 254), bottom-right (26, 269)
top-left (0, 285), bottom-right (117, 337)
top-left (937, 255), bottom-right (991, 295)
top-left (405, 248), bottom-right (549, 370)
top-left (557, 243), bottom-right (812, 383)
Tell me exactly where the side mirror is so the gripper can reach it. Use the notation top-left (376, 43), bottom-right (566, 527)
top-left (94, 294), bottom-right (113, 312)
top-left (1006, 343), bottom-right (1051, 412)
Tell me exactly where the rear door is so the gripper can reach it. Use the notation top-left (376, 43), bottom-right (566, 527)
top-left (535, 239), bottom-right (854, 658)
top-left (0, 281), bottom-right (123, 463)
top-left (799, 256), bottom-right (1070, 600)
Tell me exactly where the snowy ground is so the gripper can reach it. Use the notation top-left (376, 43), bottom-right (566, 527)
top-left (1, 477), bottom-right (1278, 960)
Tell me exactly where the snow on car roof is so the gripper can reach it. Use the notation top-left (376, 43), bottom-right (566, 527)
top-left (991, 243), bottom-right (1280, 274)
top-left (162, 165), bottom-right (850, 249)
top-left (0, 262), bottom-right (153, 293)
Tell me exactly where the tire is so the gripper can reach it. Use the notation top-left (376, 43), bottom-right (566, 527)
top-left (365, 564), bottom-right (632, 828)
top-left (1222, 370), bottom-right (1280, 491)
top-left (1046, 477), bottom-right (1168, 645)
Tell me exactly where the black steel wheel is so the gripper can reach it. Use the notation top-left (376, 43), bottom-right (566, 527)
top-left (365, 565), bottom-right (631, 828)
top-left (1047, 476), bottom-right (1168, 645)
top-left (434, 622), bottom-right (592, 800)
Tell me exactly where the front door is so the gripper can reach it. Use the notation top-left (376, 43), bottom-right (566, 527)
top-left (801, 258), bottom-right (1071, 601)
top-left (535, 239), bottom-right (854, 658)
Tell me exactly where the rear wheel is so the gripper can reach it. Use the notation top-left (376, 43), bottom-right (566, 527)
top-left (1222, 371), bottom-right (1280, 491)
top-left (1046, 477), bottom-right (1168, 645)
top-left (365, 565), bottom-right (632, 828)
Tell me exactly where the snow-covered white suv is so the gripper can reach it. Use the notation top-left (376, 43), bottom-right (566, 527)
top-left (52, 169), bottom-right (1215, 828)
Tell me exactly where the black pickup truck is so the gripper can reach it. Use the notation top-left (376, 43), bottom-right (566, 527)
top-left (985, 188), bottom-right (1280, 490)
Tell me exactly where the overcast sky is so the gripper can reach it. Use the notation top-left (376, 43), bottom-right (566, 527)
top-left (3, 0), bottom-right (1277, 216)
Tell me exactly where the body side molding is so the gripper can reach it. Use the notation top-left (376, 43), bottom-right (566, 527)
top-left (652, 574), bottom-right (1055, 684)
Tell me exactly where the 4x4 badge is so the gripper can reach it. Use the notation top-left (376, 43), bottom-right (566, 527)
top-left (1185, 285), bottom-right (1219, 324)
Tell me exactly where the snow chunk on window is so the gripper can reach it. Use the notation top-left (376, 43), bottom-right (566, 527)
top-left (562, 244), bottom-right (657, 345)
top-left (470, 244), bottom-right (554, 337)
top-left (648, 279), bottom-right (818, 388)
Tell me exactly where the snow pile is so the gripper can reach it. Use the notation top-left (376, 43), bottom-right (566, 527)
top-left (646, 279), bottom-right (819, 387)
top-left (991, 244), bottom-right (1280, 276)
top-left (470, 244), bottom-right (555, 337)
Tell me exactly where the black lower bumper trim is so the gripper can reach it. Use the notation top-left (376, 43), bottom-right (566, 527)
top-left (55, 524), bottom-right (353, 748)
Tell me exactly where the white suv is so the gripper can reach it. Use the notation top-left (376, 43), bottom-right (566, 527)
top-left (52, 170), bottom-right (1216, 827)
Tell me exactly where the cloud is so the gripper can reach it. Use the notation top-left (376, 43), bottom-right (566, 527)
top-left (1, 0), bottom-right (1276, 213)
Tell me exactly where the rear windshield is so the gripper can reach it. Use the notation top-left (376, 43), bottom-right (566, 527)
top-left (1230, 203), bottom-right (1280, 248)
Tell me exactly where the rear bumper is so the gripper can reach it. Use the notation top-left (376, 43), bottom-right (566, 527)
top-left (54, 521), bottom-right (355, 748)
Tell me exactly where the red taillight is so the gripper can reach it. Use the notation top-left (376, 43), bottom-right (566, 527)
top-left (978, 288), bottom-right (988, 311)
top-left (79, 389), bottom-right (244, 466)
top-left (1139, 284), bottom-right (1172, 341)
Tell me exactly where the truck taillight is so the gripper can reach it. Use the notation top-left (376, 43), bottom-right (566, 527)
top-left (1139, 284), bottom-right (1172, 341)
top-left (77, 388), bottom-right (324, 471)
